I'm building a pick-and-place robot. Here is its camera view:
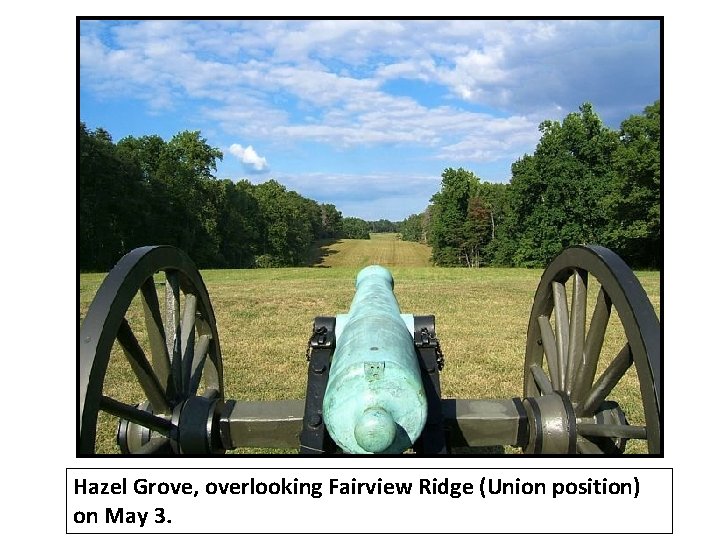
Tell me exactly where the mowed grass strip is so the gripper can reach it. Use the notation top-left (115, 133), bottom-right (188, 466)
top-left (79, 235), bottom-right (660, 454)
top-left (313, 233), bottom-right (432, 268)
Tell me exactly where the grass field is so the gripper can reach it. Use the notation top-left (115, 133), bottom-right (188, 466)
top-left (79, 233), bottom-right (660, 454)
top-left (310, 233), bottom-right (432, 268)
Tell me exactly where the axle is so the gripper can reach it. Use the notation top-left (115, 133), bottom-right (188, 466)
top-left (188, 396), bottom-right (636, 453)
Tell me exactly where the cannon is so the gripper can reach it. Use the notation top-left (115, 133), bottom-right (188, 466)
top-left (321, 265), bottom-right (428, 454)
top-left (79, 244), bottom-right (661, 455)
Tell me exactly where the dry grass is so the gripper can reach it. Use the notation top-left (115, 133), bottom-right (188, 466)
top-left (311, 233), bottom-right (432, 268)
top-left (79, 236), bottom-right (660, 454)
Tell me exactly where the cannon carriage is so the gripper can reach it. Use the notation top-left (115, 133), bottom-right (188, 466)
top-left (79, 244), bottom-right (660, 455)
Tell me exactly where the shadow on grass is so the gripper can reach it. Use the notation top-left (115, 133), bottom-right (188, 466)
top-left (305, 238), bottom-right (344, 268)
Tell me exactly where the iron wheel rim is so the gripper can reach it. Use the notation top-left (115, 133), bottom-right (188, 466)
top-left (523, 245), bottom-right (661, 454)
top-left (79, 246), bottom-right (223, 454)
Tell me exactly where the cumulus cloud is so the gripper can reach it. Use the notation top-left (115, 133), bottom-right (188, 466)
top-left (229, 143), bottom-right (269, 173)
top-left (81, 19), bottom-right (658, 165)
top-left (102, 21), bottom-right (651, 130)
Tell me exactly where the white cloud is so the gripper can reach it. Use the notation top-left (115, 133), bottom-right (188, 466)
top-left (229, 144), bottom-right (269, 173)
top-left (81, 19), bottom-right (658, 163)
top-left (81, 20), bottom-right (658, 111)
top-left (275, 172), bottom-right (439, 221)
top-left (437, 115), bottom-right (541, 163)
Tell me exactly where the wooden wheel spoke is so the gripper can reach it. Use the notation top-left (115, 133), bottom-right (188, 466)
top-left (566, 269), bottom-right (587, 395)
top-left (188, 334), bottom-right (210, 396)
top-left (552, 281), bottom-right (569, 389)
top-left (577, 423), bottom-right (647, 440)
top-left (99, 396), bottom-right (173, 436)
top-left (80, 246), bottom-right (224, 454)
top-left (574, 287), bottom-right (612, 400)
top-left (578, 343), bottom-right (633, 416)
top-left (165, 270), bottom-right (183, 399)
top-left (530, 364), bottom-right (553, 395)
top-left (180, 293), bottom-right (198, 395)
top-left (116, 318), bottom-right (170, 413)
top-left (522, 246), bottom-right (660, 454)
top-left (140, 277), bottom-right (171, 391)
top-left (538, 315), bottom-right (560, 390)
top-left (202, 387), bottom-right (220, 400)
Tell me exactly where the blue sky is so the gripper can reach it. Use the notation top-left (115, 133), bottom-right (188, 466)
top-left (79, 19), bottom-right (660, 221)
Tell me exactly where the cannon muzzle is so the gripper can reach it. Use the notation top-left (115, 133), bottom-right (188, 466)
top-left (322, 266), bottom-right (428, 453)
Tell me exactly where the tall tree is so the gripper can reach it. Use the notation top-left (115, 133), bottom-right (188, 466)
top-left (497, 103), bottom-right (620, 267)
top-left (429, 168), bottom-right (478, 266)
top-left (252, 180), bottom-right (320, 266)
top-left (165, 130), bottom-right (223, 179)
top-left (116, 131), bottom-right (225, 266)
top-left (460, 196), bottom-right (493, 267)
top-left (319, 204), bottom-right (343, 239)
top-left (78, 122), bottom-right (148, 270)
top-left (605, 100), bottom-right (661, 267)
top-left (427, 169), bottom-right (505, 266)
top-left (213, 179), bottom-right (262, 267)
top-left (399, 213), bottom-right (424, 242)
top-left (341, 217), bottom-right (371, 239)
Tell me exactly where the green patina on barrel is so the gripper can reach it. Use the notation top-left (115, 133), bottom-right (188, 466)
top-left (322, 265), bottom-right (428, 453)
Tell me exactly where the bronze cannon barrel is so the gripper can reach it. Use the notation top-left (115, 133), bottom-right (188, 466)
top-left (322, 266), bottom-right (428, 453)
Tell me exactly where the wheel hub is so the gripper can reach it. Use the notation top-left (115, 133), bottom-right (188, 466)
top-left (117, 396), bottom-right (223, 454)
top-left (582, 400), bottom-right (628, 454)
top-left (522, 394), bottom-right (631, 454)
top-left (522, 392), bottom-right (576, 454)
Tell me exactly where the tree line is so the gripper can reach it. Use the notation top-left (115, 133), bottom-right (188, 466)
top-left (80, 100), bottom-right (659, 271)
top-left (79, 123), bottom-right (365, 270)
top-left (335, 218), bottom-right (402, 240)
top-left (399, 101), bottom-right (660, 269)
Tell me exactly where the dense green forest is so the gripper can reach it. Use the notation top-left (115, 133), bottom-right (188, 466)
top-left (79, 123), bottom-right (366, 270)
top-left (79, 100), bottom-right (659, 271)
top-left (399, 101), bottom-right (660, 269)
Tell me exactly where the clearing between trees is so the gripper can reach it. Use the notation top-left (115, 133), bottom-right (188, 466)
top-left (311, 233), bottom-right (432, 268)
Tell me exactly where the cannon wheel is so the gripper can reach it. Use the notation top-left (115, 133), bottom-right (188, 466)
top-left (523, 245), bottom-right (660, 454)
top-left (79, 246), bottom-right (224, 454)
